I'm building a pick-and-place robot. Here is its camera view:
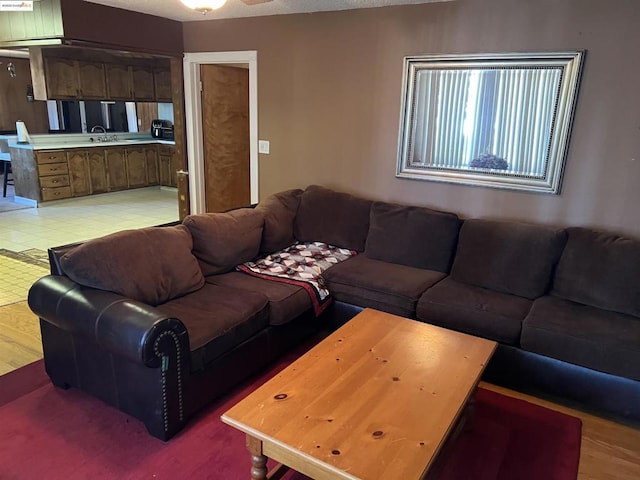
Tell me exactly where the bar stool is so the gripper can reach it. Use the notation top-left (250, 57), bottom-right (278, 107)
top-left (2, 160), bottom-right (13, 197)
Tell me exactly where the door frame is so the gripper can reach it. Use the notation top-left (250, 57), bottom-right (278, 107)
top-left (183, 51), bottom-right (258, 214)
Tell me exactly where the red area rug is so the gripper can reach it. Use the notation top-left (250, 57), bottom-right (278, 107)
top-left (0, 357), bottom-right (581, 480)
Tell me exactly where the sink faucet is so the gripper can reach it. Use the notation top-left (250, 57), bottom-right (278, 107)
top-left (90, 125), bottom-right (106, 133)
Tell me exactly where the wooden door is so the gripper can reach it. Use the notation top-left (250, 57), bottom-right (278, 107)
top-left (201, 64), bottom-right (250, 212)
top-left (126, 147), bottom-right (147, 187)
top-left (88, 150), bottom-right (108, 194)
top-left (67, 149), bottom-right (91, 197)
top-left (105, 148), bottom-right (128, 191)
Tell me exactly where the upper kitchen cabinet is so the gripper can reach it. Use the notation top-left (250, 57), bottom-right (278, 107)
top-left (40, 56), bottom-right (106, 99)
top-left (77, 61), bottom-right (107, 99)
top-left (30, 46), bottom-right (172, 102)
top-left (131, 64), bottom-right (155, 101)
top-left (154, 66), bottom-right (172, 103)
top-left (105, 63), bottom-right (132, 101)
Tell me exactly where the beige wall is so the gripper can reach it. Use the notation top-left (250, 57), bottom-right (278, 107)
top-left (183, 0), bottom-right (640, 238)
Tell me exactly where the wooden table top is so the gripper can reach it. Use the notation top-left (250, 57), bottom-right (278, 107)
top-left (222, 308), bottom-right (497, 480)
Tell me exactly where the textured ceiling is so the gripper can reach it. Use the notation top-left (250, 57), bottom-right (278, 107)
top-left (83, 0), bottom-right (452, 23)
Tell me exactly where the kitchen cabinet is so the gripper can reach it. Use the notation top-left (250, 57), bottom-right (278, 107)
top-left (43, 57), bottom-right (78, 99)
top-left (105, 148), bottom-right (128, 191)
top-left (77, 61), bottom-right (107, 99)
top-left (132, 65), bottom-right (155, 101)
top-left (42, 57), bottom-right (106, 100)
top-left (158, 144), bottom-right (176, 187)
top-left (31, 46), bottom-right (172, 102)
top-left (12, 142), bottom-right (174, 204)
top-left (88, 150), bottom-right (108, 194)
top-left (36, 150), bottom-right (72, 201)
top-left (154, 66), bottom-right (172, 102)
top-left (105, 63), bottom-right (132, 100)
top-left (145, 147), bottom-right (159, 185)
top-left (67, 150), bottom-right (92, 197)
top-left (126, 147), bottom-right (148, 188)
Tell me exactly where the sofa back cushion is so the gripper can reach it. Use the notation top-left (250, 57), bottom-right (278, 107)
top-left (365, 201), bottom-right (461, 272)
top-left (255, 188), bottom-right (303, 253)
top-left (60, 225), bottom-right (204, 306)
top-left (183, 208), bottom-right (264, 276)
top-left (294, 185), bottom-right (372, 251)
top-left (552, 227), bottom-right (640, 317)
top-left (451, 219), bottom-right (567, 300)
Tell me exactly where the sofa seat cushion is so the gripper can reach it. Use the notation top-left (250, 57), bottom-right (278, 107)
top-left (416, 277), bottom-right (531, 345)
top-left (183, 208), bottom-right (264, 276)
top-left (451, 219), bottom-right (567, 300)
top-left (206, 272), bottom-right (311, 326)
top-left (552, 227), bottom-right (640, 318)
top-left (294, 185), bottom-right (372, 251)
top-left (59, 225), bottom-right (204, 306)
top-left (365, 201), bottom-right (461, 272)
top-left (255, 189), bottom-right (303, 253)
top-left (156, 283), bottom-right (269, 371)
top-left (522, 295), bottom-right (640, 381)
top-left (322, 255), bottom-right (445, 318)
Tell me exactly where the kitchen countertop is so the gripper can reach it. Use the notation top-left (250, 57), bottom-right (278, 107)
top-left (3, 133), bottom-right (175, 151)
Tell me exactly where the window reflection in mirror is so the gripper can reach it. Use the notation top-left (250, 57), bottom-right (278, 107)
top-left (397, 52), bottom-right (584, 194)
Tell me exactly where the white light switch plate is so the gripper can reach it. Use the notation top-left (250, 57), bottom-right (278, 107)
top-left (258, 140), bottom-right (270, 154)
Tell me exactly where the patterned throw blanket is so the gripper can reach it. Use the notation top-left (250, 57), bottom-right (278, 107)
top-left (237, 242), bottom-right (357, 315)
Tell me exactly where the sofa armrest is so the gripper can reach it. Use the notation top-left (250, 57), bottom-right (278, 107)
top-left (28, 275), bottom-right (189, 368)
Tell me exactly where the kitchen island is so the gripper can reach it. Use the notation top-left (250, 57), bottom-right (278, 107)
top-left (7, 133), bottom-right (177, 204)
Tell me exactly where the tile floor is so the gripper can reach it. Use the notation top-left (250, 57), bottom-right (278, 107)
top-left (0, 186), bottom-right (178, 306)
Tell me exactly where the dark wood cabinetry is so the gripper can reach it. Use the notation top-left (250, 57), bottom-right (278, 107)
top-left (67, 150), bottom-right (91, 197)
top-left (14, 144), bottom-right (173, 203)
top-left (43, 57), bottom-right (78, 98)
top-left (30, 46), bottom-right (172, 102)
top-left (35, 150), bottom-right (72, 201)
top-left (131, 65), bottom-right (155, 101)
top-left (158, 144), bottom-right (176, 187)
top-left (145, 147), bottom-right (159, 185)
top-left (77, 61), bottom-right (107, 99)
top-left (88, 150), bottom-right (109, 194)
top-left (126, 147), bottom-right (148, 187)
top-left (154, 66), bottom-right (172, 102)
top-left (105, 63), bottom-right (132, 100)
top-left (41, 58), bottom-right (106, 100)
top-left (105, 148), bottom-right (128, 191)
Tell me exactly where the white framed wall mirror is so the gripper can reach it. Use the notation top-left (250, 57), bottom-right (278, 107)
top-left (396, 51), bottom-right (585, 194)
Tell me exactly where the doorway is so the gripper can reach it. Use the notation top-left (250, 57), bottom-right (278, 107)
top-left (183, 51), bottom-right (258, 214)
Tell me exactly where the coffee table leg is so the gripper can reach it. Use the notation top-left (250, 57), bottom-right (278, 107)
top-left (463, 388), bottom-right (477, 432)
top-left (247, 435), bottom-right (268, 480)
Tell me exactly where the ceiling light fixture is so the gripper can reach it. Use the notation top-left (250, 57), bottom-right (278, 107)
top-left (179, 0), bottom-right (227, 14)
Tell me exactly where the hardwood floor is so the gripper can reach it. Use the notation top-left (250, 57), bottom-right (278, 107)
top-left (0, 304), bottom-right (638, 479)
top-left (481, 382), bottom-right (640, 480)
top-left (0, 301), bottom-right (42, 375)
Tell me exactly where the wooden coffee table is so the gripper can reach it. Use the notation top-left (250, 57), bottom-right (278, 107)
top-left (221, 308), bottom-right (496, 480)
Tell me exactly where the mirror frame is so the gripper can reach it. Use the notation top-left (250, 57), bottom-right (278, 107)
top-left (396, 51), bottom-right (585, 194)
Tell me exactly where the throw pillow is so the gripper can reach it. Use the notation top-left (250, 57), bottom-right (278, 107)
top-left (183, 208), bottom-right (264, 276)
top-left (365, 201), bottom-right (462, 272)
top-left (60, 225), bottom-right (205, 306)
top-left (294, 185), bottom-right (372, 251)
top-left (255, 188), bottom-right (303, 253)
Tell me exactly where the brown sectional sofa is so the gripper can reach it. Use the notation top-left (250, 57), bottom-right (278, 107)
top-left (28, 185), bottom-right (640, 441)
